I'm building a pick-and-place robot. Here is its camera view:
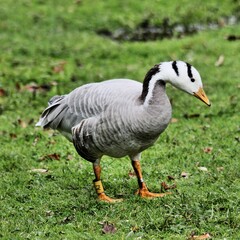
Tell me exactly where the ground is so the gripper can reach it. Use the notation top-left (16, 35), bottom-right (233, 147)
top-left (0, 0), bottom-right (240, 239)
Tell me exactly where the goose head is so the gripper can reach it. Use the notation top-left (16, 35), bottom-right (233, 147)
top-left (158, 61), bottom-right (211, 106)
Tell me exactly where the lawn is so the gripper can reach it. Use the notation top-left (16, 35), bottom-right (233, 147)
top-left (0, 0), bottom-right (240, 239)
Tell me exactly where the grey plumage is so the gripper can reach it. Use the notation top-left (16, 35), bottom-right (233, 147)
top-left (36, 61), bottom-right (210, 202)
top-left (37, 78), bottom-right (171, 162)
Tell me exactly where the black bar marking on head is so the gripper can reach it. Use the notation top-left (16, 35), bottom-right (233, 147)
top-left (186, 62), bottom-right (193, 78)
top-left (140, 64), bottom-right (160, 101)
top-left (172, 61), bottom-right (179, 76)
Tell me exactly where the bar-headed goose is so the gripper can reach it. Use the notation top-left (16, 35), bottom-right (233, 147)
top-left (36, 60), bottom-right (210, 202)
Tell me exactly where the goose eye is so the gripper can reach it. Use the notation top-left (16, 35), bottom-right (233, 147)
top-left (191, 78), bottom-right (195, 82)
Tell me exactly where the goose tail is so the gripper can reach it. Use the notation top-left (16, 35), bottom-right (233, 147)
top-left (36, 95), bottom-right (68, 129)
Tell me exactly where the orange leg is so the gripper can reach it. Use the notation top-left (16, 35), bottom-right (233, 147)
top-left (93, 161), bottom-right (122, 203)
top-left (131, 160), bottom-right (171, 198)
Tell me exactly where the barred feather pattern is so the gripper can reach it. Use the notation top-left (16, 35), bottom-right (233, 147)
top-left (37, 79), bottom-right (172, 162)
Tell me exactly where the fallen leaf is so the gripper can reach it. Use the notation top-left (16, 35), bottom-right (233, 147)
top-left (203, 147), bottom-right (213, 154)
top-left (215, 55), bottom-right (224, 67)
top-left (128, 170), bottom-right (136, 178)
top-left (183, 113), bottom-right (200, 119)
top-left (67, 154), bottom-right (74, 161)
top-left (32, 137), bottom-right (39, 146)
top-left (198, 167), bottom-right (208, 172)
top-left (29, 168), bottom-right (48, 173)
top-left (21, 82), bottom-right (53, 93)
top-left (167, 175), bottom-right (175, 180)
top-left (217, 167), bottom-right (224, 172)
top-left (46, 210), bottom-right (54, 217)
top-left (0, 88), bottom-right (7, 97)
top-left (171, 118), bottom-right (178, 123)
top-left (161, 181), bottom-right (177, 190)
top-left (101, 222), bottom-right (117, 234)
top-left (52, 61), bottom-right (67, 73)
top-left (40, 153), bottom-right (60, 161)
top-left (189, 233), bottom-right (211, 240)
top-left (61, 215), bottom-right (74, 224)
top-left (181, 172), bottom-right (189, 178)
top-left (18, 119), bottom-right (28, 128)
top-left (9, 133), bottom-right (17, 139)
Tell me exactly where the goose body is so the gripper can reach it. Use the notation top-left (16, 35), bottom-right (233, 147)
top-left (37, 61), bottom-right (210, 202)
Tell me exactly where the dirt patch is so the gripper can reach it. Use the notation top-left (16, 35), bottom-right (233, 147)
top-left (96, 16), bottom-right (239, 42)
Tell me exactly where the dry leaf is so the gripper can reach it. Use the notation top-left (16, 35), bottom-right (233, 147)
top-left (161, 181), bottom-right (177, 190)
top-left (101, 222), bottom-right (117, 234)
top-left (198, 167), bottom-right (208, 172)
top-left (184, 113), bottom-right (200, 119)
top-left (18, 119), bottom-right (28, 128)
top-left (61, 215), bottom-right (74, 224)
top-left (67, 154), bottom-right (74, 161)
top-left (217, 167), bottom-right (224, 172)
top-left (167, 175), bottom-right (175, 180)
top-left (52, 61), bottom-right (67, 73)
top-left (32, 137), bottom-right (39, 146)
top-left (21, 82), bottom-right (53, 93)
top-left (0, 88), bottom-right (7, 97)
top-left (40, 153), bottom-right (60, 161)
top-left (203, 147), bottom-right (213, 154)
top-left (181, 172), bottom-right (189, 178)
top-left (215, 55), bottom-right (224, 67)
top-left (171, 118), bottom-right (178, 123)
top-left (189, 233), bottom-right (211, 240)
top-left (128, 170), bottom-right (136, 178)
top-left (9, 133), bottom-right (17, 139)
top-left (29, 168), bottom-right (48, 173)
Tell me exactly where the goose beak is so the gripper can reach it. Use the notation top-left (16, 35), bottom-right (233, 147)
top-left (194, 87), bottom-right (211, 106)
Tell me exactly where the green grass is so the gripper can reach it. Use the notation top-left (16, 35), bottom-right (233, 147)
top-left (0, 0), bottom-right (240, 239)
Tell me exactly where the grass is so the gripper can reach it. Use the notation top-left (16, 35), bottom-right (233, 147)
top-left (0, 0), bottom-right (240, 239)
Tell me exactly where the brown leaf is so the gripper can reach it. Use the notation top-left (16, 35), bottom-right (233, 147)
top-left (215, 55), bottom-right (224, 67)
top-left (128, 170), bottom-right (136, 178)
top-left (183, 113), bottom-right (200, 119)
top-left (171, 118), bottom-right (178, 123)
top-left (67, 154), bottom-right (74, 161)
top-left (203, 147), bottom-right (213, 154)
top-left (189, 233), bottom-right (211, 240)
top-left (167, 175), bottom-right (175, 180)
top-left (161, 181), bottom-right (177, 190)
top-left (217, 167), bottom-right (224, 172)
top-left (18, 119), bottom-right (28, 128)
top-left (0, 88), bottom-right (7, 97)
top-left (61, 215), bottom-right (74, 224)
top-left (40, 153), bottom-right (60, 161)
top-left (22, 82), bottom-right (53, 93)
top-left (9, 133), bottom-right (17, 139)
top-left (52, 61), bottom-right (67, 73)
top-left (102, 222), bottom-right (117, 234)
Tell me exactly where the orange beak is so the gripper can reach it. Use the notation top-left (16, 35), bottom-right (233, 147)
top-left (194, 87), bottom-right (211, 106)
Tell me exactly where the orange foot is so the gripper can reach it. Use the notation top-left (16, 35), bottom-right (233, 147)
top-left (136, 188), bottom-right (171, 198)
top-left (98, 193), bottom-right (123, 203)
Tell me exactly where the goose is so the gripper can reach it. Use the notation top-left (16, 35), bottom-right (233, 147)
top-left (36, 60), bottom-right (210, 203)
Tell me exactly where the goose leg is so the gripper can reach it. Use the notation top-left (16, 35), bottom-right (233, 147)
top-left (93, 160), bottom-right (122, 203)
top-left (131, 160), bottom-right (171, 198)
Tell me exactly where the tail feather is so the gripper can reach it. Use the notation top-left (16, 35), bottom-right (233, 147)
top-left (36, 95), bottom-right (68, 129)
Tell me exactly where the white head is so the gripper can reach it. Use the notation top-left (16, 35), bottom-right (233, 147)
top-left (156, 61), bottom-right (210, 106)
